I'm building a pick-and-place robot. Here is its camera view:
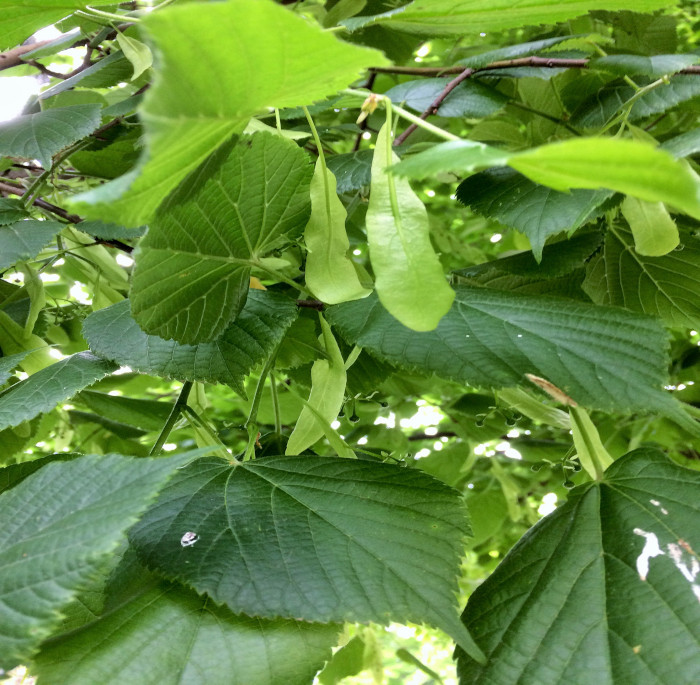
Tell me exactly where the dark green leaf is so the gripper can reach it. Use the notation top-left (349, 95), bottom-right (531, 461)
top-left (83, 291), bottom-right (298, 395)
top-left (317, 635), bottom-right (366, 684)
top-left (0, 453), bottom-right (79, 495)
top-left (456, 449), bottom-right (700, 685)
top-left (0, 349), bottom-right (33, 386)
top-left (660, 128), bottom-right (700, 159)
top-left (76, 220), bottom-right (146, 241)
top-left (0, 198), bottom-right (29, 226)
top-left (0, 105), bottom-right (101, 169)
top-left (0, 220), bottom-right (63, 270)
top-left (591, 53), bottom-right (699, 77)
top-left (130, 134), bottom-right (311, 343)
top-left (129, 455), bottom-right (483, 659)
top-left (583, 227), bottom-right (700, 328)
top-left (0, 352), bottom-right (117, 431)
top-left (0, 451), bottom-right (195, 669)
top-left (75, 390), bottom-right (172, 432)
top-left (326, 150), bottom-right (374, 192)
top-left (457, 35), bottom-right (581, 68)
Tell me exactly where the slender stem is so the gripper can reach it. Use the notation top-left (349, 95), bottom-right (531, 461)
top-left (252, 260), bottom-right (313, 297)
top-left (303, 106), bottom-right (327, 172)
top-left (243, 344), bottom-right (281, 460)
top-left (149, 381), bottom-right (193, 455)
top-left (274, 108), bottom-right (282, 133)
top-left (84, 6), bottom-right (140, 22)
top-left (270, 370), bottom-right (281, 435)
top-left (181, 406), bottom-right (231, 459)
top-left (507, 101), bottom-right (580, 136)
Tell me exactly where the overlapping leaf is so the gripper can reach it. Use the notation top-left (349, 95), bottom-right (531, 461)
top-left (129, 134), bottom-right (311, 343)
top-left (129, 455), bottom-right (484, 660)
top-left (0, 220), bottom-right (63, 270)
top-left (71, 0), bottom-right (387, 225)
top-left (326, 150), bottom-right (375, 192)
top-left (83, 291), bottom-right (298, 395)
top-left (457, 449), bottom-right (700, 685)
top-left (0, 351), bottom-right (117, 431)
top-left (583, 227), bottom-right (700, 328)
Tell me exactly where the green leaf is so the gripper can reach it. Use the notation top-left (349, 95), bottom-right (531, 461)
top-left (569, 405), bottom-right (613, 479)
top-left (0, 351), bottom-right (118, 431)
top-left (391, 140), bottom-right (511, 180)
top-left (508, 137), bottom-right (700, 220)
top-left (456, 448), bottom-right (700, 684)
top-left (129, 455), bottom-right (484, 661)
top-left (76, 390), bottom-right (172, 433)
top-left (71, 0), bottom-right (387, 226)
top-left (286, 315), bottom-right (347, 455)
top-left (621, 196), bottom-right (679, 256)
top-left (327, 287), bottom-right (684, 419)
top-left (116, 33), bottom-right (152, 80)
top-left (0, 451), bottom-right (194, 669)
top-left (367, 121), bottom-right (455, 331)
top-left (0, 198), bottom-right (29, 226)
top-left (0, 453), bottom-right (78, 495)
top-left (660, 128), bottom-right (700, 159)
top-left (583, 226), bottom-right (700, 328)
top-left (76, 219), bottom-right (146, 241)
top-left (456, 168), bottom-right (613, 260)
top-left (456, 35), bottom-right (585, 68)
top-left (326, 150), bottom-right (374, 192)
top-left (130, 134), bottom-right (311, 343)
top-left (32, 550), bottom-right (340, 685)
top-left (304, 159), bottom-right (372, 304)
top-left (384, 79), bottom-right (508, 118)
top-left (0, 220), bottom-right (63, 270)
top-left (591, 53), bottom-right (699, 77)
top-left (317, 635), bottom-right (366, 684)
top-left (0, 349), bottom-right (33, 386)
top-left (342, 0), bottom-right (673, 35)
top-left (82, 291), bottom-right (298, 396)
top-left (0, 105), bottom-right (101, 169)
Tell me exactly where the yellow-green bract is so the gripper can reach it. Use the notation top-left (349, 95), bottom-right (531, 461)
top-left (620, 197), bottom-right (679, 256)
top-left (366, 121), bottom-right (454, 331)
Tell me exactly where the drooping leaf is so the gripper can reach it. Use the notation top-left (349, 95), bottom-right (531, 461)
top-left (129, 455), bottom-right (484, 661)
top-left (0, 105), bottom-right (101, 169)
top-left (508, 138), bottom-right (700, 220)
top-left (456, 167), bottom-right (613, 260)
top-left (83, 291), bottom-right (298, 396)
top-left (342, 0), bottom-right (673, 35)
top-left (71, 0), bottom-right (387, 226)
top-left (0, 220), bottom-right (63, 270)
top-left (326, 150), bottom-right (375, 192)
top-left (0, 351), bottom-right (117, 431)
top-left (130, 134), bottom-right (311, 343)
top-left (456, 449), bottom-right (700, 685)
top-left (583, 226), bottom-right (700, 328)
top-left (620, 196), bottom-right (679, 256)
top-left (327, 287), bottom-right (689, 422)
top-left (304, 158), bottom-right (372, 304)
top-left (384, 79), bottom-right (508, 118)
top-left (0, 451), bottom-right (196, 670)
top-left (366, 121), bottom-right (455, 331)
top-left (116, 33), bottom-right (152, 80)
top-left (32, 548), bottom-right (340, 685)
top-left (286, 315), bottom-right (347, 455)
top-left (591, 53), bottom-right (699, 77)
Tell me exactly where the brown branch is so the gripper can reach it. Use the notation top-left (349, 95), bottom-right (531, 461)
top-left (0, 40), bottom-right (53, 71)
top-left (296, 299), bottom-right (325, 311)
top-left (394, 67), bottom-right (473, 146)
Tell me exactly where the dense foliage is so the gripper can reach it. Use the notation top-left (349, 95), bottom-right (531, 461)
top-left (0, 1), bottom-right (699, 683)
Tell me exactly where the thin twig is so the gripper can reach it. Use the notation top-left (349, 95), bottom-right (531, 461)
top-left (352, 71), bottom-right (377, 152)
top-left (150, 381), bottom-right (193, 456)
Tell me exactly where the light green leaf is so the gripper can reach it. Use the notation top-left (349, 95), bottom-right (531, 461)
top-left (583, 226), bottom-right (700, 329)
top-left (0, 351), bottom-right (118, 431)
top-left (130, 134), bottom-right (311, 344)
top-left (342, 0), bottom-right (673, 35)
top-left (367, 121), bottom-right (454, 331)
top-left (620, 196), bottom-right (679, 256)
top-left (83, 291), bottom-right (298, 396)
top-left (129, 455), bottom-right (484, 662)
top-left (0, 220), bottom-right (63, 271)
top-left (456, 448), bottom-right (700, 684)
top-left (0, 451), bottom-right (194, 670)
top-left (32, 549), bottom-right (340, 685)
top-left (327, 287), bottom-right (690, 423)
top-left (508, 138), bottom-right (700, 220)
top-left (304, 159), bottom-right (372, 304)
top-left (243, 117), bottom-right (310, 140)
top-left (116, 33), bottom-right (152, 80)
top-left (391, 140), bottom-right (511, 180)
top-left (0, 104), bottom-right (101, 169)
top-left (569, 405), bottom-right (613, 480)
top-left (286, 315), bottom-right (347, 454)
top-left (71, 0), bottom-right (387, 226)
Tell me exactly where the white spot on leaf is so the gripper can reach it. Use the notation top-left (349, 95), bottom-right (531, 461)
top-left (180, 532), bottom-right (199, 547)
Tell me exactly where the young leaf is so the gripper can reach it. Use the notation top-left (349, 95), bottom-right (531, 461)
top-left (71, 0), bottom-right (388, 226)
top-left (304, 158), bottom-right (372, 304)
top-left (130, 134), bottom-right (311, 343)
top-left (116, 33), bottom-right (152, 80)
top-left (0, 351), bottom-right (117, 431)
top-left (508, 138), bottom-right (700, 220)
top-left (286, 314), bottom-right (347, 454)
top-left (0, 104), bottom-right (101, 169)
top-left (367, 121), bottom-right (455, 331)
top-left (0, 451), bottom-right (195, 670)
top-left (129, 455), bottom-right (485, 661)
top-left (83, 291), bottom-right (298, 396)
top-left (620, 196), bottom-right (679, 256)
top-left (456, 449), bottom-right (700, 684)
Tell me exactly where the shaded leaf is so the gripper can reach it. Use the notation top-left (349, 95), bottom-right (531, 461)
top-left (660, 128), bottom-right (700, 159)
top-left (326, 150), bottom-right (374, 192)
top-left (456, 449), bottom-right (700, 685)
top-left (0, 220), bottom-right (63, 270)
top-left (0, 352), bottom-right (117, 431)
top-left (0, 105), bottom-right (101, 169)
top-left (129, 455), bottom-right (484, 660)
top-left (75, 390), bottom-right (172, 432)
top-left (591, 53), bottom-right (699, 77)
top-left (130, 134), bottom-right (311, 343)
top-left (0, 349), bottom-right (33, 386)
top-left (0, 198), bottom-right (29, 226)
